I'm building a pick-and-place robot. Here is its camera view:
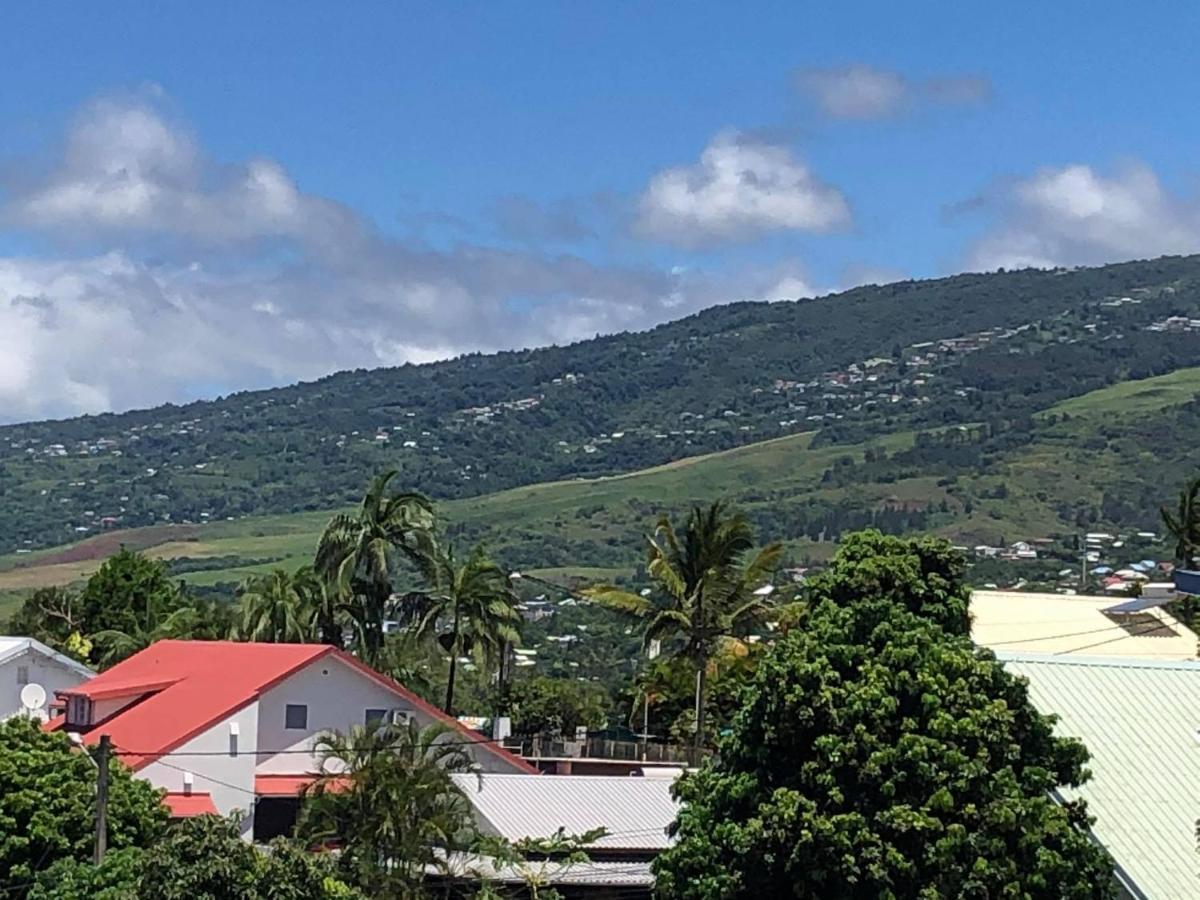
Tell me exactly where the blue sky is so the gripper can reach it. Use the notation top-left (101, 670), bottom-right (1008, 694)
top-left (2, 1), bottom-right (1199, 420)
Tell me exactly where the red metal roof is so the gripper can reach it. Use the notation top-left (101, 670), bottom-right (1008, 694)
top-left (48, 639), bottom-right (536, 774)
top-left (255, 773), bottom-right (348, 796)
top-left (162, 791), bottom-right (218, 817)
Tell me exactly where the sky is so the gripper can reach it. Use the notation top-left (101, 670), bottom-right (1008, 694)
top-left (2, 1), bottom-right (1200, 422)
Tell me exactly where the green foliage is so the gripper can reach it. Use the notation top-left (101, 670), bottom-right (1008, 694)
top-left (501, 675), bottom-right (612, 737)
top-left (0, 716), bottom-right (168, 891)
top-left (79, 547), bottom-right (182, 634)
top-left (299, 720), bottom-right (476, 897)
top-left (316, 471), bottom-right (434, 664)
top-left (411, 542), bottom-right (522, 713)
top-left (802, 529), bottom-right (971, 636)
top-left (653, 535), bottom-right (1116, 899)
top-left (589, 501), bottom-right (781, 745)
top-left (138, 815), bottom-right (361, 900)
top-left (29, 847), bottom-right (143, 900)
top-left (1161, 476), bottom-right (1200, 567)
top-left (232, 565), bottom-right (327, 643)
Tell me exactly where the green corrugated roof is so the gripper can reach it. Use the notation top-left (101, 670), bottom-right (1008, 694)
top-left (998, 653), bottom-right (1200, 899)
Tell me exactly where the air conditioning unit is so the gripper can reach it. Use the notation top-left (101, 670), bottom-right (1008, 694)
top-left (388, 709), bottom-right (412, 726)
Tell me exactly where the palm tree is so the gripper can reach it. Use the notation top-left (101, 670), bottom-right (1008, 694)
top-left (299, 720), bottom-right (476, 896)
top-left (316, 471), bottom-right (434, 665)
top-left (231, 568), bottom-right (317, 643)
top-left (413, 543), bottom-right (522, 715)
top-left (1162, 476), bottom-right (1200, 569)
top-left (90, 603), bottom-right (200, 668)
top-left (587, 501), bottom-right (782, 750)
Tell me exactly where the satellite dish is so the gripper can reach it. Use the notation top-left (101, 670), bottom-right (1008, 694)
top-left (20, 682), bottom-right (47, 712)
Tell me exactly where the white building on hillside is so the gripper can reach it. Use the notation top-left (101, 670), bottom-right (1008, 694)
top-left (49, 640), bottom-right (535, 839)
top-left (0, 636), bottom-right (92, 719)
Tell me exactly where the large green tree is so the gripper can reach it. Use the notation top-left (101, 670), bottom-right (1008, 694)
top-left (299, 720), bottom-right (476, 898)
top-left (79, 547), bottom-right (183, 635)
top-left (653, 531), bottom-right (1116, 899)
top-left (0, 716), bottom-right (169, 892)
top-left (413, 543), bottom-right (522, 714)
top-left (588, 501), bottom-right (781, 748)
top-left (316, 471), bottom-right (434, 664)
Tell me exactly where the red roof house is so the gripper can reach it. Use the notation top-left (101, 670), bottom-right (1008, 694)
top-left (50, 640), bottom-right (534, 838)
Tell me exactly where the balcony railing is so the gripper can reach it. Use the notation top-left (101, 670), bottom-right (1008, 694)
top-left (503, 734), bottom-right (705, 766)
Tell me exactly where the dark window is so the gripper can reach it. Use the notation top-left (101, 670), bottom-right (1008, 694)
top-left (16, 666), bottom-right (29, 685)
top-left (365, 708), bottom-right (387, 727)
top-left (284, 704), bottom-right (308, 730)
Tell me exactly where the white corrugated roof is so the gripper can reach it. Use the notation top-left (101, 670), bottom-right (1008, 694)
top-left (998, 653), bottom-right (1200, 899)
top-left (451, 773), bottom-right (680, 850)
top-left (438, 854), bottom-right (654, 886)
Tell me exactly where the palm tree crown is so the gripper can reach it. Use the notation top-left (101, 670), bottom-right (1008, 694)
top-left (1162, 476), bottom-right (1200, 569)
top-left (587, 501), bottom-right (782, 748)
top-left (413, 542), bottom-right (522, 715)
top-left (316, 471), bottom-right (434, 664)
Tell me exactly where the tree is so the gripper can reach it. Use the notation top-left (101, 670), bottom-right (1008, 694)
top-left (316, 471), bottom-right (434, 664)
top-left (501, 676), bottom-right (611, 737)
top-left (587, 501), bottom-right (781, 748)
top-left (412, 543), bottom-right (522, 714)
top-left (299, 720), bottom-right (477, 897)
top-left (79, 547), bottom-right (182, 635)
top-left (232, 567), bottom-right (319, 643)
top-left (137, 814), bottom-right (362, 900)
top-left (653, 533), bottom-right (1116, 900)
top-left (1162, 476), bottom-right (1200, 568)
top-left (90, 602), bottom-right (201, 668)
top-left (5, 586), bottom-right (88, 658)
top-left (0, 716), bottom-right (168, 892)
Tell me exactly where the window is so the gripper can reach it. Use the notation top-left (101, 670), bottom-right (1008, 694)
top-left (16, 666), bottom-right (29, 685)
top-left (365, 708), bottom-right (387, 727)
top-left (284, 704), bottom-right (308, 730)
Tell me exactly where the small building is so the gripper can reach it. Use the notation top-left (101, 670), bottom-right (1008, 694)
top-left (0, 636), bottom-right (92, 720)
top-left (998, 653), bottom-right (1200, 899)
top-left (440, 773), bottom-right (681, 897)
top-left (47, 640), bottom-right (534, 839)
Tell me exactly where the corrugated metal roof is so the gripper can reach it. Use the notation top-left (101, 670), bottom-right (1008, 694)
top-left (971, 591), bottom-right (1200, 659)
top-left (0, 636), bottom-right (93, 678)
top-left (451, 773), bottom-right (680, 850)
top-left (438, 854), bottom-right (654, 886)
top-left (998, 652), bottom-right (1200, 899)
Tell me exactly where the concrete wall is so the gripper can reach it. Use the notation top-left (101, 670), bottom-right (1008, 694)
top-left (139, 701), bottom-right (261, 837)
top-left (0, 650), bottom-right (89, 720)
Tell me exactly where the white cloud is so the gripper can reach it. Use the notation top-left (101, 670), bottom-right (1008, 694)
top-left (0, 98), bottom-right (834, 422)
top-left (634, 131), bottom-right (850, 247)
top-left (795, 65), bottom-right (990, 120)
top-left (8, 96), bottom-right (361, 252)
top-left (966, 162), bottom-right (1200, 271)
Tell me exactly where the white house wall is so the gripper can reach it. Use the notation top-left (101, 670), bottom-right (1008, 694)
top-left (256, 654), bottom-right (526, 775)
top-left (0, 651), bottom-right (88, 720)
top-left (138, 701), bottom-right (261, 836)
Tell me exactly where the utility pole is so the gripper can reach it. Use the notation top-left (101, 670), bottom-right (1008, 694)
top-left (94, 734), bottom-right (110, 864)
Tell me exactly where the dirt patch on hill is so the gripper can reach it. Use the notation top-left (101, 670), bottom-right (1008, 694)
top-left (15, 524), bottom-right (202, 569)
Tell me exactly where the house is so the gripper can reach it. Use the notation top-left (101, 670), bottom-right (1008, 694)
top-left (971, 590), bottom-right (1199, 660)
top-left (438, 773), bottom-right (681, 897)
top-left (998, 653), bottom-right (1200, 899)
top-left (0, 636), bottom-right (92, 720)
top-left (47, 640), bottom-right (535, 840)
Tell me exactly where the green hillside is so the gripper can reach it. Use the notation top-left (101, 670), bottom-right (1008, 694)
top-left (4, 363), bottom-right (1198, 601)
top-left (5, 255), bottom-right (1200, 557)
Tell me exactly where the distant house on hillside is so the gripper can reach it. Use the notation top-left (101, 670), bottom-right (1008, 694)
top-left (47, 640), bottom-right (534, 840)
top-left (0, 636), bottom-right (92, 720)
top-left (998, 653), bottom-right (1200, 899)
